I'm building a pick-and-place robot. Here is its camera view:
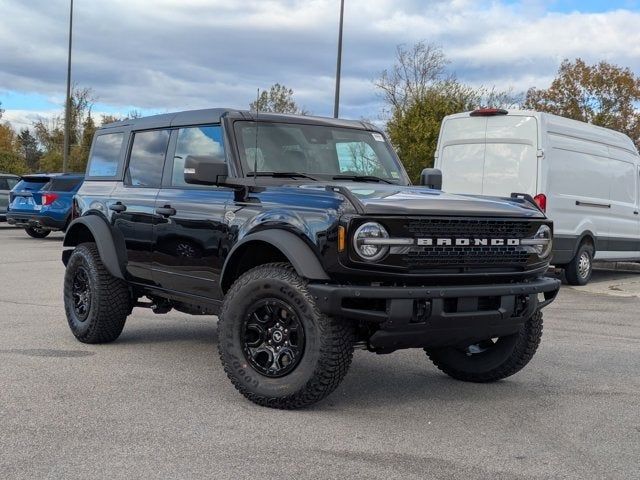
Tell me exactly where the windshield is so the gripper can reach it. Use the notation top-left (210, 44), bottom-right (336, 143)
top-left (234, 121), bottom-right (407, 184)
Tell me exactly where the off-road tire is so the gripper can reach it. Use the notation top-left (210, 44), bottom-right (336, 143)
top-left (63, 243), bottom-right (131, 343)
top-left (425, 310), bottom-right (543, 383)
top-left (25, 226), bottom-right (50, 238)
top-left (218, 263), bottom-right (355, 409)
top-left (564, 242), bottom-right (594, 286)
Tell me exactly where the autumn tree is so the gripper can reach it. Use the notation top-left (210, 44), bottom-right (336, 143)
top-left (377, 42), bottom-right (519, 183)
top-left (18, 129), bottom-right (42, 171)
top-left (0, 101), bottom-right (29, 174)
top-left (524, 58), bottom-right (640, 148)
top-left (33, 87), bottom-right (96, 172)
top-left (250, 83), bottom-right (309, 115)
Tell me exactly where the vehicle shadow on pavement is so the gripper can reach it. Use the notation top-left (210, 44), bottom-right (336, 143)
top-left (330, 355), bottom-right (548, 408)
top-left (115, 319), bottom-right (218, 346)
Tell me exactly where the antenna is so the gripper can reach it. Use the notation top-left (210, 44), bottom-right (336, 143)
top-left (253, 88), bottom-right (260, 182)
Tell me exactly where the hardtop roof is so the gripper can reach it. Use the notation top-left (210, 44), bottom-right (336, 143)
top-left (98, 108), bottom-right (380, 132)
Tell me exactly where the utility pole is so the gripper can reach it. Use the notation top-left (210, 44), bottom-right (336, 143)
top-left (63, 0), bottom-right (74, 173)
top-left (333, 0), bottom-right (344, 118)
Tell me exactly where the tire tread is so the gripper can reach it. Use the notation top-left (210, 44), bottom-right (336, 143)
top-left (218, 263), bottom-right (355, 409)
top-left (426, 310), bottom-right (543, 383)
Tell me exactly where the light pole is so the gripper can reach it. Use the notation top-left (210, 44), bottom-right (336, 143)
top-left (63, 0), bottom-right (74, 173)
top-left (333, 0), bottom-right (344, 119)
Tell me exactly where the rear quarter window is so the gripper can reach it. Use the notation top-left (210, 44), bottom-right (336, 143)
top-left (87, 132), bottom-right (125, 178)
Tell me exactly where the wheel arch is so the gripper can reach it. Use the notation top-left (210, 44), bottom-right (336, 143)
top-left (220, 230), bottom-right (330, 293)
top-left (576, 230), bottom-right (596, 255)
top-left (62, 216), bottom-right (126, 280)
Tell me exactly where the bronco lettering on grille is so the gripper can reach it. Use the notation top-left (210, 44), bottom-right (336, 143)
top-left (416, 238), bottom-right (521, 246)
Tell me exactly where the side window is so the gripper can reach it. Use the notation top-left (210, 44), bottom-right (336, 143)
top-left (336, 141), bottom-right (385, 176)
top-left (126, 129), bottom-right (170, 187)
top-left (171, 125), bottom-right (224, 187)
top-left (87, 133), bottom-right (124, 177)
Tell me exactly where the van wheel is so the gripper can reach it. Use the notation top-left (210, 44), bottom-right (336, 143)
top-left (218, 263), bottom-right (355, 409)
top-left (25, 226), bottom-right (50, 238)
top-left (564, 243), bottom-right (594, 286)
top-left (63, 243), bottom-right (132, 343)
top-left (425, 310), bottom-right (543, 383)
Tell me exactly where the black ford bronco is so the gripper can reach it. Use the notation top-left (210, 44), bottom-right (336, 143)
top-left (62, 108), bottom-right (560, 409)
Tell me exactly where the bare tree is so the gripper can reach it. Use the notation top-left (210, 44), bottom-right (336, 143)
top-left (375, 42), bottom-right (449, 111)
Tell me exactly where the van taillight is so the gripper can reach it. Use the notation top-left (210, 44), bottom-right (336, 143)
top-left (470, 108), bottom-right (508, 117)
top-left (42, 193), bottom-right (59, 206)
top-left (534, 194), bottom-right (547, 212)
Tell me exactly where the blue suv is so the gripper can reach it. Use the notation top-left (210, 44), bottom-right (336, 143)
top-left (7, 173), bottom-right (84, 238)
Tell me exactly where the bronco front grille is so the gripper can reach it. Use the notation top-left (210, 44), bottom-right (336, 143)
top-left (406, 218), bottom-right (533, 239)
top-left (404, 245), bottom-right (530, 268)
top-left (370, 217), bottom-right (541, 272)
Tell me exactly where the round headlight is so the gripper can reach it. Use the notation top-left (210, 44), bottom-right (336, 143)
top-left (533, 225), bottom-right (553, 258)
top-left (352, 222), bottom-right (389, 262)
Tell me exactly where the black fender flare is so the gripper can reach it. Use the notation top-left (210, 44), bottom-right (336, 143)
top-left (62, 216), bottom-right (126, 280)
top-left (221, 230), bottom-right (330, 289)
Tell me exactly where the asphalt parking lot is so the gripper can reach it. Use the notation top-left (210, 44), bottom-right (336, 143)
top-left (0, 224), bottom-right (638, 480)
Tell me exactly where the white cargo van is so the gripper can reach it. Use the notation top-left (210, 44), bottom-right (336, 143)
top-left (435, 108), bottom-right (640, 285)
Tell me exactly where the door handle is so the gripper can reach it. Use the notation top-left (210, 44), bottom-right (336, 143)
top-left (109, 202), bottom-right (127, 212)
top-left (156, 205), bottom-right (177, 217)
top-left (634, 211), bottom-right (639, 215)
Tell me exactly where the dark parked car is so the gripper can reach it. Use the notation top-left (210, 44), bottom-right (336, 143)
top-left (7, 173), bottom-right (84, 238)
top-left (61, 109), bottom-right (560, 409)
top-left (0, 173), bottom-right (19, 221)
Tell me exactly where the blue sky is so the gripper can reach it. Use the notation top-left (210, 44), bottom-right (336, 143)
top-left (1, 0), bottom-right (639, 129)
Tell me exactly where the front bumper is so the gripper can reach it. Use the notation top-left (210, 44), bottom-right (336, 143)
top-left (308, 276), bottom-right (560, 351)
top-left (6, 213), bottom-right (67, 231)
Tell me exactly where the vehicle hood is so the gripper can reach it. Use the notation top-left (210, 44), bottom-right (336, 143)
top-left (305, 183), bottom-right (545, 218)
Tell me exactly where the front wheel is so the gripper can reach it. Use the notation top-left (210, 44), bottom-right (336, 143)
top-left (25, 226), bottom-right (50, 238)
top-left (218, 263), bottom-right (355, 409)
top-left (425, 310), bottom-right (543, 383)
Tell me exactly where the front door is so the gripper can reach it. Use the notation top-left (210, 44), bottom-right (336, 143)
top-left (152, 124), bottom-right (232, 299)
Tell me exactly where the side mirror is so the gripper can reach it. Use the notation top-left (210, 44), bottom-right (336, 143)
top-left (420, 168), bottom-right (442, 190)
top-left (184, 155), bottom-right (228, 186)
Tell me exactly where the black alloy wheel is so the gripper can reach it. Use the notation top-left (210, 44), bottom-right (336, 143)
top-left (71, 265), bottom-right (92, 322)
top-left (242, 298), bottom-right (306, 377)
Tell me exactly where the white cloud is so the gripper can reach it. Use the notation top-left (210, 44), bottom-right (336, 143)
top-left (1, 0), bottom-right (639, 128)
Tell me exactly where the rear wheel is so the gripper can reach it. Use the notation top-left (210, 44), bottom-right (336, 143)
top-left (564, 242), bottom-right (594, 286)
top-left (25, 226), bottom-right (50, 238)
top-left (218, 263), bottom-right (355, 409)
top-left (63, 243), bottom-right (132, 343)
top-left (425, 310), bottom-right (543, 383)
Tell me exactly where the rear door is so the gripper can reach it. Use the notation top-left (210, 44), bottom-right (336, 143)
top-left (110, 129), bottom-right (170, 285)
top-left (438, 113), bottom-right (539, 196)
top-left (152, 124), bottom-right (232, 299)
top-left (438, 116), bottom-right (487, 194)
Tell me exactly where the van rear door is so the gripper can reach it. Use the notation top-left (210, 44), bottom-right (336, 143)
top-left (438, 113), bottom-right (539, 197)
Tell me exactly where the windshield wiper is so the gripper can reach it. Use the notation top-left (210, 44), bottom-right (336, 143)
top-left (247, 171), bottom-right (319, 181)
top-left (332, 174), bottom-right (394, 184)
